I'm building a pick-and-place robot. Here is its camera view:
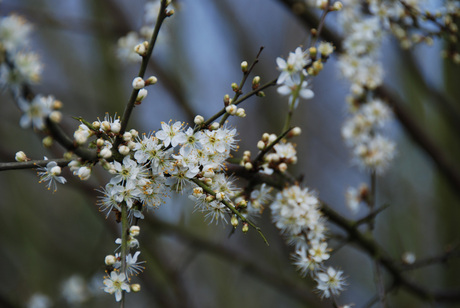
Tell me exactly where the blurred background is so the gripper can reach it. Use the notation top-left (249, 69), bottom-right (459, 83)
top-left (1, 0), bottom-right (460, 307)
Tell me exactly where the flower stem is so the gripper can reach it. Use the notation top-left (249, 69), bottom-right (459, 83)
top-left (120, 202), bottom-right (129, 306)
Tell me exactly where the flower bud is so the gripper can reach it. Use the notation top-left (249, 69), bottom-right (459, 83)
top-left (130, 225), bottom-right (140, 236)
top-left (278, 162), bottom-right (288, 173)
top-left (194, 115), bottom-right (204, 125)
top-left (231, 82), bottom-right (239, 92)
top-left (223, 94), bottom-right (231, 105)
top-left (132, 77), bottom-right (145, 89)
top-left (49, 111), bottom-right (62, 123)
top-left (226, 104), bottom-right (237, 115)
top-left (130, 129), bottom-right (139, 139)
top-left (210, 122), bottom-right (220, 130)
top-left (241, 61), bottom-right (248, 72)
top-left (252, 76), bottom-right (260, 89)
top-left (123, 132), bottom-right (132, 142)
top-left (244, 162), bottom-right (253, 170)
top-left (134, 43), bottom-right (146, 56)
top-left (97, 138), bottom-right (105, 147)
top-left (262, 133), bottom-right (270, 142)
top-left (42, 136), bottom-right (53, 148)
top-left (118, 145), bottom-right (130, 156)
top-left (145, 76), bottom-right (158, 85)
top-left (268, 134), bottom-right (277, 144)
top-left (332, 1), bottom-right (343, 10)
top-left (257, 140), bottom-right (265, 150)
top-left (15, 151), bottom-right (28, 162)
top-left (291, 127), bottom-right (301, 136)
top-left (242, 223), bottom-right (249, 233)
top-left (231, 215), bottom-right (239, 227)
top-left (309, 46), bottom-right (317, 59)
top-left (131, 284), bottom-right (141, 292)
top-left (100, 148), bottom-right (112, 159)
top-left (128, 141), bottom-right (136, 150)
top-left (105, 255), bottom-right (116, 265)
top-left (92, 121), bottom-right (101, 130)
top-left (52, 99), bottom-right (63, 110)
top-left (136, 88), bottom-right (148, 102)
top-left (236, 108), bottom-right (246, 117)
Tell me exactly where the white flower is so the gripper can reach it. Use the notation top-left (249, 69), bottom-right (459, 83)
top-left (103, 271), bottom-right (130, 302)
top-left (276, 47), bottom-right (309, 85)
top-left (37, 157), bottom-right (67, 192)
top-left (126, 251), bottom-right (145, 276)
top-left (60, 275), bottom-right (88, 305)
top-left (0, 14), bottom-right (32, 52)
top-left (155, 121), bottom-right (185, 147)
top-left (277, 74), bottom-right (314, 108)
top-left (17, 95), bottom-right (54, 130)
top-left (314, 267), bottom-right (346, 298)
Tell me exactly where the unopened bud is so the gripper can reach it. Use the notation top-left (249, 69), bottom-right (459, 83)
top-left (231, 82), bottom-right (239, 92)
top-left (231, 215), bottom-right (239, 227)
top-left (132, 77), bottom-right (145, 89)
top-left (236, 108), bottom-right (246, 117)
top-left (279, 162), bottom-right (288, 172)
top-left (42, 136), bottom-right (53, 147)
top-left (130, 225), bottom-right (140, 236)
top-left (118, 145), bottom-right (130, 156)
top-left (15, 151), bottom-right (28, 162)
top-left (242, 223), bottom-right (249, 233)
top-left (210, 122), bottom-right (220, 130)
top-left (262, 133), bottom-right (270, 142)
top-left (105, 255), bottom-right (116, 265)
top-left (244, 162), bottom-right (253, 170)
top-left (145, 76), bottom-right (158, 85)
top-left (223, 94), bottom-right (231, 105)
top-left (332, 1), bottom-right (343, 10)
top-left (129, 129), bottom-right (139, 139)
top-left (226, 104), bottom-right (237, 115)
top-left (100, 148), bottom-right (112, 159)
top-left (49, 111), bottom-right (62, 123)
top-left (309, 46), bottom-right (317, 58)
top-left (257, 140), bottom-right (265, 150)
top-left (131, 284), bottom-right (141, 292)
top-left (194, 115), bottom-right (204, 125)
top-left (92, 121), bottom-right (101, 130)
top-left (136, 88), bottom-right (148, 102)
top-left (291, 127), bottom-right (302, 136)
top-left (134, 42), bottom-right (147, 56)
top-left (268, 134), bottom-right (277, 144)
top-left (252, 76), bottom-right (261, 88)
top-left (241, 61), bottom-right (248, 72)
top-left (123, 132), bottom-right (132, 142)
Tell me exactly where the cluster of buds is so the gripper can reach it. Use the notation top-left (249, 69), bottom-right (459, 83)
top-left (132, 76), bottom-right (157, 105)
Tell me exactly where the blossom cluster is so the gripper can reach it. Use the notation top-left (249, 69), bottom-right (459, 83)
top-left (0, 14), bottom-right (42, 95)
top-left (270, 185), bottom-right (345, 298)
